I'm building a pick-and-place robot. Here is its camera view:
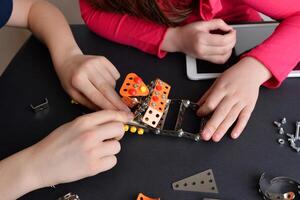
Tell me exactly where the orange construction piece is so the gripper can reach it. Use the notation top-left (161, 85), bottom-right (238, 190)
top-left (121, 96), bottom-right (139, 108)
top-left (148, 79), bottom-right (171, 113)
top-left (120, 73), bottom-right (149, 97)
top-left (136, 193), bottom-right (160, 200)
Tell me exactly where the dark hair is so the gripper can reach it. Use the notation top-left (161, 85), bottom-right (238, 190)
top-left (87, 0), bottom-right (197, 26)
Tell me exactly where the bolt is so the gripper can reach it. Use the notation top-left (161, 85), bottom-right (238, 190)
top-left (155, 129), bottom-right (161, 135)
top-left (278, 138), bottom-right (285, 145)
top-left (295, 122), bottom-right (300, 139)
top-left (281, 117), bottom-right (287, 124)
top-left (195, 135), bottom-right (201, 142)
top-left (178, 129), bottom-right (184, 137)
top-left (279, 127), bottom-right (284, 135)
top-left (273, 121), bottom-right (281, 128)
top-left (287, 133), bottom-right (294, 138)
top-left (183, 100), bottom-right (190, 108)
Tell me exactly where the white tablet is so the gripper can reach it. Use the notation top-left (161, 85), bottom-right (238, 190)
top-left (186, 22), bottom-right (300, 80)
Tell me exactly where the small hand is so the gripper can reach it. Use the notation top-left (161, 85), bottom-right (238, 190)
top-left (28, 110), bottom-right (133, 187)
top-left (162, 19), bottom-right (236, 64)
top-left (197, 57), bottom-right (272, 142)
top-left (55, 51), bottom-right (129, 111)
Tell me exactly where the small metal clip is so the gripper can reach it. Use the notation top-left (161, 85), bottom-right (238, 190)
top-left (30, 98), bottom-right (49, 113)
top-left (57, 193), bottom-right (80, 200)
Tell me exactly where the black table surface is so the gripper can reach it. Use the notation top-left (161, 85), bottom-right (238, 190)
top-left (1, 25), bottom-right (300, 200)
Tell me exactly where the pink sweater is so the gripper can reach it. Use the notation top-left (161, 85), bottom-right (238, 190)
top-left (80, 0), bottom-right (300, 88)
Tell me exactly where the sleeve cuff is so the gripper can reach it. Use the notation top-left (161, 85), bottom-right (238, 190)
top-left (241, 52), bottom-right (284, 89)
top-left (156, 27), bottom-right (168, 59)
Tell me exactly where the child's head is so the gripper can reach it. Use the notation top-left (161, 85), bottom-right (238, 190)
top-left (87, 0), bottom-right (197, 26)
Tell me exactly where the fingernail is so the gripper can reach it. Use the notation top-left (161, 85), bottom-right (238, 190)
top-left (201, 129), bottom-right (211, 141)
top-left (213, 134), bottom-right (221, 142)
top-left (232, 133), bottom-right (238, 139)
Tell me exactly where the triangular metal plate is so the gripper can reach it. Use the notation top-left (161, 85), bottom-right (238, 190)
top-left (172, 169), bottom-right (219, 194)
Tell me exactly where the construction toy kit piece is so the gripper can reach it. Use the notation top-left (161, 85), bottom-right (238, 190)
top-left (119, 73), bottom-right (207, 141)
top-left (57, 193), bottom-right (80, 200)
top-left (258, 173), bottom-right (300, 200)
top-left (136, 193), bottom-right (160, 200)
top-left (172, 169), bottom-right (219, 194)
top-left (273, 118), bottom-right (300, 152)
top-left (56, 75), bottom-right (300, 200)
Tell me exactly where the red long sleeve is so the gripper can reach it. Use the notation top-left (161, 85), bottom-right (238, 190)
top-left (80, 0), bottom-right (300, 88)
top-left (79, 0), bottom-right (168, 58)
top-left (242, 0), bottom-right (300, 88)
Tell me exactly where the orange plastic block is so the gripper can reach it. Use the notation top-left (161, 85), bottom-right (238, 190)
top-left (136, 193), bottom-right (160, 200)
top-left (120, 73), bottom-right (149, 97)
top-left (148, 79), bottom-right (171, 113)
top-left (121, 96), bottom-right (139, 108)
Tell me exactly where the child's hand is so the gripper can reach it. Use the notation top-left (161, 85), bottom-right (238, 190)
top-left (162, 19), bottom-right (236, 64)
top-left (28, 110), bottom-right (133, 188)
top-left (197, 57), bottom-right (272, 142)
top-left (55, 52), bottom-right (130, 111)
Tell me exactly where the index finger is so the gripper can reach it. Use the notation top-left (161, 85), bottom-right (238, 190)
top-left (97, 83), bottom-right (130, 112)
top-left (77, 110), bottom-right (133, 128)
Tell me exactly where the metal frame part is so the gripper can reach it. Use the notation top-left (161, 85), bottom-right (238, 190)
top-left (172, 169), bottom-right (219, 194)
top-left (259, 173), bottom-right (300, 200)
top-left (128, 99), bottom-right (207, 141)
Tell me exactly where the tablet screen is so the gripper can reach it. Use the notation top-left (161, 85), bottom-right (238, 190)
top-left (196, 53), bottom-right (238, 73)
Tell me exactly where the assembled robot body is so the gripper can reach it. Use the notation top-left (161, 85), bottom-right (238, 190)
top-left (120, 73), bottom-right (207, 142)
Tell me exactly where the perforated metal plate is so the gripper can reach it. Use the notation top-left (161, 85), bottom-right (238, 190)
top-left (172, 169), bottom-right (219, 194)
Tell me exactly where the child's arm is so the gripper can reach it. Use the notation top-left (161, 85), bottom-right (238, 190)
top-left (0, 111), bottom-right (131, 199)
top-left (197, 0), bottom-right (300, 142)
top-left (79, 0), bottom-right (168, 58)
top-left (242, 0), bottom-right (300, 88)
top-left (7, 0), bottom-right (128, 111)
top-left (80, 0), bottom-right (235, 63)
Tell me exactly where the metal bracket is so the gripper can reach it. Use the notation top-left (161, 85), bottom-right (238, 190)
top-left (57, 193), bottom-right (80, 200)
top-left (30, 98), bottom-right (49, 113)
top-left (172, 169), bottom-right (219, 194)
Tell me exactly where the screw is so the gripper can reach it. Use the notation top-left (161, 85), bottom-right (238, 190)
top-left (183, 100), bottom-right (190, 108)
top-left (195, 135), bottom-right (201, 142)
top-left (273, 121), bottom-right (281, 128)
top-left (295, 122), bottom-right (300, 139)
top-left (178, 129), bottom-right (184, 137)
top-left (281, 117), bottom-right (287, 124)
top-left (279, 127), bottom-right (284, 135)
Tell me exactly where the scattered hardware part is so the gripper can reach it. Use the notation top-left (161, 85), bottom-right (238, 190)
top-left (136, 193), bottom-right (160, 200)
top-left (258, 173), bottom-right (300, 200)
top-left (57, 193), bottom-right (80, 200)
top-left (172, 169), bottom-right (218, 194)
top-left (282, 117), bottom-right (287, 125)
top-left (273, 121), bottom-right (282, 128)
top-left (279, 127), bottom-right (285, 135)
top-left (278, 138), bottom-right (285, 145)
top-left (30, 98), bottom-right (49, 113)
top-left (295, 122), bottom-right (300, 139)
top-left (120, 73), bottom-right (208, 142)
top-left (286, 121), bottom-right (300, 152)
